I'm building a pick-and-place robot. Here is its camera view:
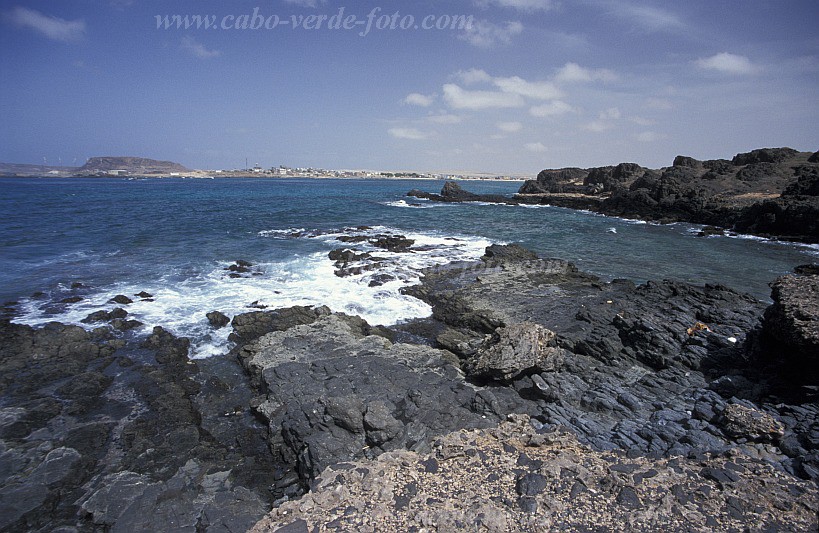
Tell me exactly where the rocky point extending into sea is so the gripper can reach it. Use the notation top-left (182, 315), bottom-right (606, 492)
top-left (1, 224), bottom-right (817, 531)
top-left (409, 147), bottom-right (819, 243)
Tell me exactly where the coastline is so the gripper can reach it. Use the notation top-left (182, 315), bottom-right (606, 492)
top-left (1, 239), bottom-right (817, 531)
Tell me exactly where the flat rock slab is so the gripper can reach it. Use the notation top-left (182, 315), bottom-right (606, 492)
top-left (237, 314), bottom-right (503, 482)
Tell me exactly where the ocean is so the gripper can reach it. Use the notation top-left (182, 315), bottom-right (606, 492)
top-left (1, 176), bottom-right (816, 358)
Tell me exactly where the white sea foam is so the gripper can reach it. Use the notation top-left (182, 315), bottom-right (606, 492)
top-left (381, 200), bottom-right (438, 208)
top-left (14, 226), bottom-right (495, 359)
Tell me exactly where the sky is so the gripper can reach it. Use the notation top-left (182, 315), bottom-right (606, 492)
top-left (1, 0), bottom-right (818, 174)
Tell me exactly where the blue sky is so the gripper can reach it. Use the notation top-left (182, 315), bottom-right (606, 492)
top-left (1, 0), bottom-right (817, 174)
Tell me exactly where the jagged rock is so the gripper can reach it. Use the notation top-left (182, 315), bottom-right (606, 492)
top-left (716, 404), bottom-right (784, 443)
top-left (482, 243), bottom-right (539, 262)
top-left (228, 305), bottom-right (331, 345)
top-left (466, 323), bottom-right (565, 381)
top-left (732, 147), bottom-right (799, 165)
top-left (206, 311), bottom-right (230, 329)
top-left (141, 326), bottom-right (190, 364)
top-left (782, 166), bottom-right (819, 196)
top-left (762, 274), bottom-right (819, 362)
top-left (516, 148), bottom-right (819, 242)
top-left (110, 294), bottom-right (133, 305)
top-left (673, 155), bottom-right (701, 168)
top-left (369, 235), bottom-right (414, 252)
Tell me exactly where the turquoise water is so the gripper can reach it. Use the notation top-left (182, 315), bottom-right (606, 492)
top-left (1, 177), bottom-right (815, 356)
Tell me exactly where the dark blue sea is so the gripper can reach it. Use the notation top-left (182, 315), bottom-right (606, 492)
top-left (1, 177), bottom-right (816, 357)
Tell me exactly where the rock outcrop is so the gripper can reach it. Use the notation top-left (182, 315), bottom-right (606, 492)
top-left (234, 313), bottom-right (500, 493)
top-left (0, 319), bottom-right (278, 532)
top-left (411, 148), bottom-right (819, 241)
top-left (762, 273), bottom-right (819, 364)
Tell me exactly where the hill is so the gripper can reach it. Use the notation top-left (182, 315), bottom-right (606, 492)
top-left (78, 156), bottom-right (190, 175)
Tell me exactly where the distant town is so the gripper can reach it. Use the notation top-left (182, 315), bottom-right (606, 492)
top-left (0, 157), bottom-right (528, 181)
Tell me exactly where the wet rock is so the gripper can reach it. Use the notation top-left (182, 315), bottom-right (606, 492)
top-left (229, 305), bottom-right (331, 345)
top-left (482, 244), bottom-right (539, 263)
top-left (206, 310), bottom-right (230, 329)
top-left (110, 294), bottom-right (133, 305)
top-left (369, 235), bottom-right (415, 252)
top-left (61, 296), bottom-right (83, 304)
top-left (141, 326), bottom-right (190, 365)
top-left (794, 264), bottom-right (819, 275)
top-left (134, 291), bottom-right (153, 299)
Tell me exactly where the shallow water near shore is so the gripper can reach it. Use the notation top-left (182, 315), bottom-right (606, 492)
top-left (1, 176), bottom-right (816, 357)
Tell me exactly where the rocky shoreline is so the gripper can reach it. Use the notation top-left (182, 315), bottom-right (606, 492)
top-left (409, 147), bottom-right (819, 243)
top-left (1, 239), bottom-right (818, 531)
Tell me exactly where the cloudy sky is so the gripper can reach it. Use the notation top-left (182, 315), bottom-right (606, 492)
top-left (1, 0), bottom-right (817, 174)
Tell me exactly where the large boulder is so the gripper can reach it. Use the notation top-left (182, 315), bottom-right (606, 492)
top-left (441, 181), bottom-right (479, 200)
top-left (465, 323), bottom-right (566, 381)
top-left (762, 274), bottom-right (819, 362)
top-left (228, 305), bottom-right (331, 345)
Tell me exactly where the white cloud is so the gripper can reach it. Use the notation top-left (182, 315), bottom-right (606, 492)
top-left (443, 84), bottom-right (525, 109)
top-left (458, 20), bottom-right (523, 48)
top-left (283, 0), bottom-right (326, 7)
top-left (644, 97), bottom-right (673, 110)
top-left (608, 3), bottom-right (685, 32)
top-left (497, 121), bottom-right (523, 132)
top-left (695, 52), bottom-right (760, 75)
top-left (427, 113), bottom-right (462, 124)
top-left (583, 120), bottom-right (614, 133)
top-left (599, 107), bottom-right (621, 120)
top-left (454, 68), bottom-right (493, 85)
top-left (525, 142), bottom-right (548, 153)
top-left (635, 131), bottom-right (666, 142)
top-left (529, 100), bottom-right (574, 117)
top-left (403, 93), bottom-right (435, 107)
top-left (493, 76), bottom-right (562, 100)
top-left (554, 62), bottom-right (617, 83)
top-left (8, 7), bottom-right (85, 42)
top-left (629, 116), bottom-right (656, 126)
top-left (180, 36), bottom-right (221, 59)
top-left (474, 0), bottom-right (554, 11)
top-left (388, 128), bottom-right (430, 140)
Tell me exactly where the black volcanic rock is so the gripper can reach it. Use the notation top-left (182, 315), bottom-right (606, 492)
top-left (408, 181), bottom-right (514, 204)
top-left (515, 147), bottom-right (819, 241)
top-left (207, 310), bottom-right (231, 329)
top-left (228, 305), bottom-right (331, 346)
top-left (733, 197), bottom-right (819, 239)
top-left (483, 243), bottom-right (539, 262)
top-left (782, 166), bottom-right (819, 196)
top-left (673, 155), bottom-right (701, 168)
top-left (732, 147), bottom-right (799, 165)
